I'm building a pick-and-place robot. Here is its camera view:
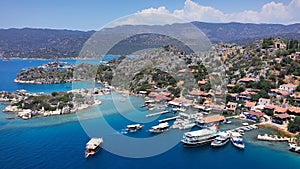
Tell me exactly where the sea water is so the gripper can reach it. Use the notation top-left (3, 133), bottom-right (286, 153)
top-left (0, 59), bottom-right (299, 169)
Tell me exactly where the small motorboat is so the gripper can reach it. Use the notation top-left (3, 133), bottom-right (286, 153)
top-left (126, 124), bottom-right (143, 132)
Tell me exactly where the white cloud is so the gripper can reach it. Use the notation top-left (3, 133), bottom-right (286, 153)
top-left (108, 0), bottom-right (300, 27)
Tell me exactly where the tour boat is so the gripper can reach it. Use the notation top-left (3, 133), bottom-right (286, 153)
top-left (181, 127), bottom-right (217, 146)
top-left (85, 137), bottom-right (103, 158)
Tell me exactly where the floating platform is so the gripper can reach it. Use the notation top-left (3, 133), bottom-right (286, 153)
top-left (146, 110), bottom-right (169, 117)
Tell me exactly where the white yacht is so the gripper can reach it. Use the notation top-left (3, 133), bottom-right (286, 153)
top-left (181, 127), bottom-right (217, 146)
top-left (126, 124), bottom-right (143, 132)
top-left (149, 122), bottom-right (169, 133)
top-left (85, 137), bottom-right (103, 158)
top-left (211, 131), bottom-right (230, 147)
top-left (230, 132), bottom-right (245, 149)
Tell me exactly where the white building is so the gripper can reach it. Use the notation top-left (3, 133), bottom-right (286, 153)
top-left (258, 98), bottom-right (271, 106)
top-left (279, 83), bottom-right (298, 93)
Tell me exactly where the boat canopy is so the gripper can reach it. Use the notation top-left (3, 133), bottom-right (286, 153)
top-left (184, 128), bottom-right (215, 137)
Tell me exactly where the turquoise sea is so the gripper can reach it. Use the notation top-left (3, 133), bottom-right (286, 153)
top-left (0, 59), bottom-right (300, 169)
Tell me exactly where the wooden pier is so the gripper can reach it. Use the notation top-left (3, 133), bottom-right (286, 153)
top-left (159, 116), bottom-right (179, 123)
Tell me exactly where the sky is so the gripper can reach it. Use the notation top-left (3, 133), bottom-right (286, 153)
top-left (0, 0), bottom-right (299, 31)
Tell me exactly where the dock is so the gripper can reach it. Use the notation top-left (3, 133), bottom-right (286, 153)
top-left (257, 134), bottom-right (290, 142)
top-left (159, 116), bottom-right (179, 123)
top-left (146, 110), bottom-right (169, 117)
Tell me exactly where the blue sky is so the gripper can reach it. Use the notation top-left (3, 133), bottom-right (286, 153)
top-left (0, 0), bottom-right (298, 30)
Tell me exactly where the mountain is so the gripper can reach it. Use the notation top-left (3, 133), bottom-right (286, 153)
top-left (0, 28), bottom-right (94, 58)
top-left (192, 22), bottom-right (300, 44)
top-left (0, 22), bottom-right (299, 58)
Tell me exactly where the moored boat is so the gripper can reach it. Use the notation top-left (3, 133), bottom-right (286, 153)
top-left (181, 126), bottom-right (217, 146)
top-left (126, 124), bottom-right (143, 132)
top-left (230, 132), bottom-right (245, 149)
top-left (85, 137), bottom-right (103, 158)
top-left (289, 143), bottom-right (300, 153)
top-left (211, 131), bottom-right (230, 147)
top-left (149, 122), bottom-right (169, 133)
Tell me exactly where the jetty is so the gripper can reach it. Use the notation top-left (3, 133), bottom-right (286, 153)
top-left (257, 134), bottom-right (290, 142)
top-left (159, 116), bottom-right (179, 123)
top-left (146, 110), bottom-right (169, 117)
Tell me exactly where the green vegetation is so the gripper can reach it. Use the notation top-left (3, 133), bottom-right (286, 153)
top-left (14, 92), bottom-right (75, 111)
top-left (262, 38), bottom-right (274, 49)
top-left (288, 116), bottom-right (300, 133)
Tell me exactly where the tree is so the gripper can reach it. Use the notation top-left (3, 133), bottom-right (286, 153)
top-left (288, 116), bottom-right (300, 133)
top-left (263, 108), bottom-right (274, 116)
top-left (230, 85), bottom-right (245, 93)
top-left (296, 85), bottom-right (300, 92)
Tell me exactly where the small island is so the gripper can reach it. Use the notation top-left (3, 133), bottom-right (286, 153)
top-left (0, 88), bottom-right (110, 120)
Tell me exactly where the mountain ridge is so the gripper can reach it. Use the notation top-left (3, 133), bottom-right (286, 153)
top-left (0, 22), bottom-right (299, 58)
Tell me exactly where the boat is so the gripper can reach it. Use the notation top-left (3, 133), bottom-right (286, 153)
top-left (211, 131), bottom-right (230, 147)
top-left (181, 126), bottom-right (217, 146)
top-left (230, 132), bottom-right (245, 149)
top-left (85, 137), bottom-right (103, 158)
top-left (289, 143), bottom-right (300, 153)
top-left (126, 124), bottom-right (143, 132)
top-left (237, 129), bottom-right (245, 135)
top-left (226, 120), bottom-right (232, 124)
top-left (242, 122), bottom-right (249, 126)
top-left (149, 122), bottom-right (169, 133)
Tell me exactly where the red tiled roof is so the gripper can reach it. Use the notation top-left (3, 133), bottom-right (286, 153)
top-left (227, 84), bottom-right (236, 88)
top-left (288, 106), bottom-right (300, 114)
top-left (245, 101), bottom-right (256, 108)
top-left (201, 115), bottom-right (225, 123)
top-left (281, 83), bottom-right (297, 88)
top-left (248, 111), bottom-right (265, 117)
top-left (239, 77), bottom-right (255, 82)
top-left (274, 106), bottom-right (288, 113)
top-left (197, 80), bottom-right (207, 85)
top-left (271, 89), bottom-right (290, 96)
top-left (276, 113), bottom-right (290, 119)
top-left (264, 104), bottom-right (276, 109)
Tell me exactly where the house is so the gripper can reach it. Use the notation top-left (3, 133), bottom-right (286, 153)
top-left (197, 80), bottom-right (207, 85)
top-left (258, 98), bottom-right (271, 106)
top-left (245, 101), bottom-right (257, 110)
top-left (227, 84), bottom-right (236, 89)
top-left (287, 106), bottom-right (300, 115)
top-left (289, 52), bottom-right (300, 61)
top-left (274, 106), bottom-right (288, 114)
top-left (272, 113), bottom-right (290, 124)
top-left (269, 89), bottom-right (290, 98)
top-left (239, 88), bottom-right (259, 101)
top-left (189, 90), bottom-right (211, 97)
top-left (225, 102), bottom-right (237, 113)
top-left (227, 93), bottom-right (239, 102)
top-left (246, 111), bottom-right (265, 121)
top-left (238, 77), bottom-right (255, 85)
top-left (279, 83), bottom-right (298, 93)
top-left (273, 38), bottom-right (286, 49)
top-left (196, 115), bottom-right (226, 127)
